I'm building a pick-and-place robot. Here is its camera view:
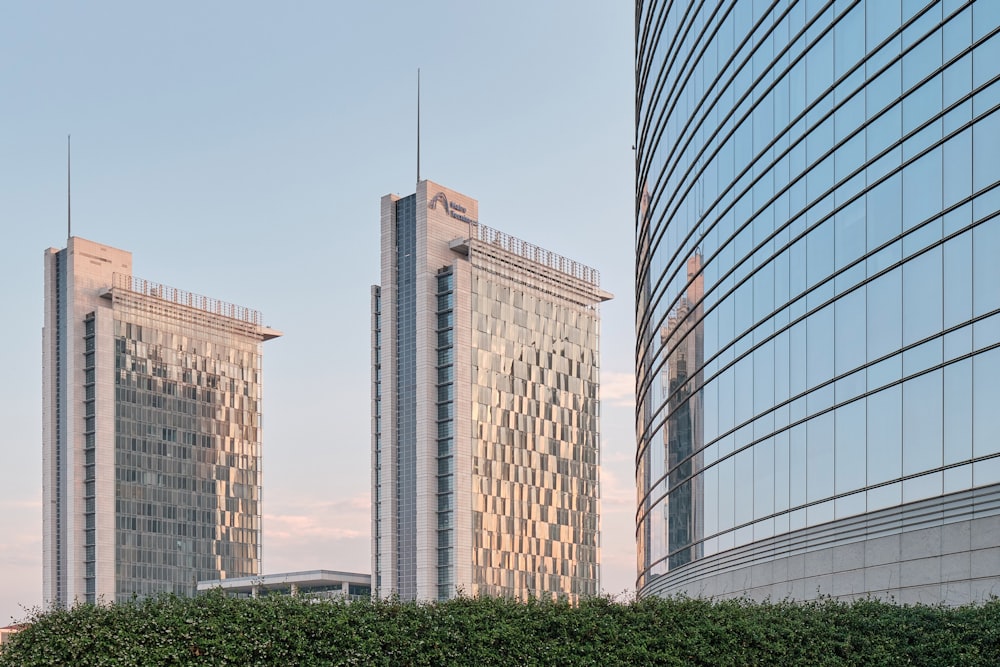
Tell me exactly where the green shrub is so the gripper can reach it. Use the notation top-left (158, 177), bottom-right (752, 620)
top-left (2, 592), bottom-right (997, 666)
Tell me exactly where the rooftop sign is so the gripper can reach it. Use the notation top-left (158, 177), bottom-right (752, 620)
top-left (429, 191), bottom-right (477, 224)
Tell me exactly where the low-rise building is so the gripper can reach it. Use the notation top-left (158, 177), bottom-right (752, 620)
top-left (197, 570), bottom-right (371, 600)
top-left (0, 625), bottom-right (25, 647)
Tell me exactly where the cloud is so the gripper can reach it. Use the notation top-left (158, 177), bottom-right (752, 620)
top-left (599, 543), bottom-right (637, 598)
top-left (0, 505), bottom-right (42, 572)
top-left (598, 454), bottom-right (637, 598)
top-left (0, 533), bottom-right (41, 569)
top-left (0, 528), bottom-right (42, 624)
top-left (601, 447), bottom-right (633, 465)
top-left (261, 494), bottom-right (372, 574)
top-left (0, 499), bottom-right (41, 511)
top-left (600, 464), bottom-right (635, 508)
top-left (264, 494), bottom-right (370, 542)
top-left (601, 371), bottom-right (635, 408)
top-left (268, 494), bottom-right (370, 515)
top-left (599, 498), bottom-right (637, 597)
top-left (264, 515), bottom-right (364, 541)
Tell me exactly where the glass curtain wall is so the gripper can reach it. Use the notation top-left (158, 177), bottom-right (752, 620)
top-left (469, 271), bottom-right (601, 600)
top-left (394, 194), bottom-right (419, 600)
top-left (113, 288), bottom-right (263, 598)
top-left (636, 0), bottom-right (1000, 592)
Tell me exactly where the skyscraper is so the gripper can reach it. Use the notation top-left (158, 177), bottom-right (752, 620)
top-left (373, 180), bottom-right (609, 601)
top-left (636, 0), bottom-right (1000, 604)
top-left (43, 236), bottom-right (280, 605)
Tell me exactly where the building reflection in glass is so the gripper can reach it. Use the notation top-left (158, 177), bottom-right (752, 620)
top-left (662, 254), bottom-right (703, 570)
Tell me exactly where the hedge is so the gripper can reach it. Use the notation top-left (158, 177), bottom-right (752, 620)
top-left (2, 592), bottom-right (998, 666)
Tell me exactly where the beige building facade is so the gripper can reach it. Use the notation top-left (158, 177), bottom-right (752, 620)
top-left (373, 181), bottom-right (610, 601)
top-left (0, 625), bottom-right (24, 648)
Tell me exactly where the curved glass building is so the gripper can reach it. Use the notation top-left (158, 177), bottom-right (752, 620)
top-left (636, 0), bottom-right (1000, 604)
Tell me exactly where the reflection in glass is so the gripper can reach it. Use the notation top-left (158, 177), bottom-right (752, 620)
top-left (661, 254), bottom-right (704, 569)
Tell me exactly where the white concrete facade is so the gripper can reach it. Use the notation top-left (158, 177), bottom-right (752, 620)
top-left (43, 238), bottom-right (131, 606)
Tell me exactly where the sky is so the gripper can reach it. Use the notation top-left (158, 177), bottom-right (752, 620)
top-left (0, 2), bottom-right (635, 623)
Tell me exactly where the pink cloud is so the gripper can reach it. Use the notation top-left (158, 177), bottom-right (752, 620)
top-left (600, 371), bottom-right (635, 408)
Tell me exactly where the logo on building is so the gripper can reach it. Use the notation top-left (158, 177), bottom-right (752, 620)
top-left (429, 192), bottom-right (477, 224)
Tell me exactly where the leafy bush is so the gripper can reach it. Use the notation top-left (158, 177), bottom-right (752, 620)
top-left (2, 592), bottom-right (998, 666)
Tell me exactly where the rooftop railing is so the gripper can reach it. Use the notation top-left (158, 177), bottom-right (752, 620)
top-left (470, 222), bottom-right (601, 287)
top-left (113, 273), bottom-right (261, 326)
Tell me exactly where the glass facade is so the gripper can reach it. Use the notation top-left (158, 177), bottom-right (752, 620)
top-left (467, 259), bottom-right (601, 600)
top-left (83, 313), bottom-right (97, 601)
top-left (435, 269), bottom-right (456, 600)
top-left (636, 0), bottom-right (1000, 594)
top-left (371, 285), bottom-right (383, 594)
top-left (393, 194), bottom-right (419, 600)
top-left (112, 275), bottom-right (263, 598)
top-left (53, 250), bottom-right (66, 604)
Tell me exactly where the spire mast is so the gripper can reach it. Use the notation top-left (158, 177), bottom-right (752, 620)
top-left (67, 134), bottom-right (72, 239)
top-left (417, 68), bottom-right (421, 184)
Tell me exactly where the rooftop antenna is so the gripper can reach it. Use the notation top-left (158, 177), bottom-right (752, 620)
top-left (417, 68), bottom-right (421, 184)
top-left (67, 134), bottom-right (72, 239)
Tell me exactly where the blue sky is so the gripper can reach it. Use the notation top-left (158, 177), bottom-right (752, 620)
top-left (0, 2), bottom-right (635, 621)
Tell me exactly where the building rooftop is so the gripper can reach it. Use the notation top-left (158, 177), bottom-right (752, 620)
top-left (103, 273), bottom-right (283, 340)
top-left (197, 570), bottom-right (371, 598)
